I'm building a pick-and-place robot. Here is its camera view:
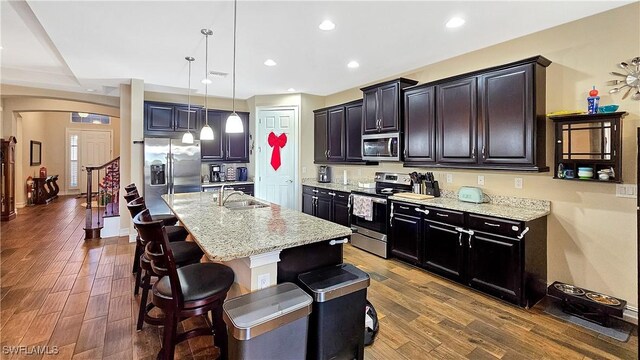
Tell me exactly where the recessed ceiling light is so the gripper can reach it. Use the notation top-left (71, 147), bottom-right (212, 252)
top-left (201, 78), bottom-right (212, 84)
top-left (446, 17), bottom-right (465, 28)
top-left (319, 20), bottom-right (335, 31)
top-left (347, 61), bottom-right (360, 69)
top-left (86, 88), bottom-right (95, 92)
top-left (287, 88), bottom-right (296, 92)
top-left (264, 59), bottom-right (277, 66)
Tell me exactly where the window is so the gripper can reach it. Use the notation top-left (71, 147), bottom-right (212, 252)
top-left (70, 134), bottom-right (79, 188)
top-left (71, 112), bottom-right (110, 125)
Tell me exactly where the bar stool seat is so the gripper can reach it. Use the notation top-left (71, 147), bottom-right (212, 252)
top-left (166, 226), bottom-right (189, 242)
top-left (154, 263), bottom-right (234, 305)
top-left (167, 241), bottom-right (204, 264)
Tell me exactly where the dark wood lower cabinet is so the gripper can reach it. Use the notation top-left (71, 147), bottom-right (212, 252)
top-left (467, 231), bottom-right (522, 304)
top-left (302, 193), bottom-right (315, 216)
top-left (316, 197), bottom-right (332, 221)
top-left (333, 200), bottom-right (350, 227)
top-left (302, 186), bottom-right (350, 228)
top-left (388, 200), bottom-right (547, 307)
top-left (423, 220), bottom-right (464, 283)
top-left (390, 214), bottom-right (421, 264)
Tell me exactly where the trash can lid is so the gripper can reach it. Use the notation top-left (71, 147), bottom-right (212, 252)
top-left (223, 282), bottom-right (313, 340)
top-left (298, 263), bottom-right (370, 303)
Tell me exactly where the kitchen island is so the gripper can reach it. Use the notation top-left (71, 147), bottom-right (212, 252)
top-left (162, 192), bottom-right (353, 293)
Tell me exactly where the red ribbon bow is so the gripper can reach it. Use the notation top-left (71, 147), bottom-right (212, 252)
top-left (268, 132), bottom-right (287, 170)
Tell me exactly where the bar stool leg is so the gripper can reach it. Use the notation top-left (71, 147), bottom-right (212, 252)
top-left (212, 301), bottom-right (228, 360)
top-left (137, 272), bottom-right (150, 331)
top-left (160, 310), bottom-right (178, 360)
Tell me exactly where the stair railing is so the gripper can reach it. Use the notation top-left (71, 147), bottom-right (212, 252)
top-left (84, 156), bottom-right (120, 240)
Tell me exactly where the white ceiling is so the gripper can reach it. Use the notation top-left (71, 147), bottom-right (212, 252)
top-left (1, 1), bottom-right (633, 100)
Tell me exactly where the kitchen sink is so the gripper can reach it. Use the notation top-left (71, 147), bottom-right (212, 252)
top-left (224, 199), bottom-right (270, 210)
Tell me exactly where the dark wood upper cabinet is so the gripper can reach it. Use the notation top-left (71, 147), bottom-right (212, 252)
top-left (145, 103), bottom-right (174, 132)
top-left (314, 110), bottom-right (329, 162)
top-left (362, 88), bottom-right (379, 133)
top-left (226, 112), bottom-right (250, 162)
top-left (478, 64), bottom-right (534, 166)
top-left (404, 85), bottom-right (436, 163)
top-left (174, 106), bottom-right (200, 131)
top-left (200, 110), bottom-right (225, 160)
top-left (403, 56), bottom-right (550, 171)
top-left (327, 107), bottom-right (346, 161)
top-left (361, 78), bottom-right (418, 134)
top-left (345, 102), bottom-right (363, 161)
top-left (436, 77), bottom-right (478, 164)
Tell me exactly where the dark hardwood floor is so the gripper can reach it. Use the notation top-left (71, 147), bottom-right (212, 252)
top-left (1, 196), bottom-right (637, 359)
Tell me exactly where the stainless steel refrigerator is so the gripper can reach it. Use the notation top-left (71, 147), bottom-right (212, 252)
top-left (144, 138), bottom-right (201, 214)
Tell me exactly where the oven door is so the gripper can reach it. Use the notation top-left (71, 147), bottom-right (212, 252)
top-left (350, 195), bottom-right (388, 235)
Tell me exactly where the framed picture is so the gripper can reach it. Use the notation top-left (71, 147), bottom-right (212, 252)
top-left (30, 141), bottom-right (41, 166)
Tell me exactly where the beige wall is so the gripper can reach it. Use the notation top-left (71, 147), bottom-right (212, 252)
top-left (319, 4), bottom-right (640, 307)
top-left (17, 111), bottom-right (121, 205)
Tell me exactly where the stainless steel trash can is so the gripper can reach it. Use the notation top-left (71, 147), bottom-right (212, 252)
top-left (298, 263), bottom-right (371, 360)
top-left (223, 282), bottom-right (313, 360)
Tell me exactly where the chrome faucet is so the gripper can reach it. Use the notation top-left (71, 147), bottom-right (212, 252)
top-left (218, 184), bottom-right (244, 206)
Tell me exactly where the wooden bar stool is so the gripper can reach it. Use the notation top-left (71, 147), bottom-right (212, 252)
top-left (127, 198), bottom-right (203, 331)
top-left (134, 209), bottom-right (234, 360)
top-left (123, 186), bottom-right (178, 226)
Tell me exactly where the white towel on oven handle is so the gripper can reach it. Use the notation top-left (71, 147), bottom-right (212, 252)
top-left (352, 194), bottom-right (373, 221)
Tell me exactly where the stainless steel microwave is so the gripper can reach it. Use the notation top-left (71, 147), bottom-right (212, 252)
top-left (362, 133), bottom-right (400, 161)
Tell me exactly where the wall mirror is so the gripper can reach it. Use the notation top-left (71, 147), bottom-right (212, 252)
top-left (30, 140), bottom-right (41, 166)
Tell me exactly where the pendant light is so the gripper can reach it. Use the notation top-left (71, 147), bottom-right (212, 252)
top-left (199, 28), bottom-right (215, 141)
top-left (182, 56), bottom-right (195, 144)
top-left (225, 0), bottom-right (244, 133)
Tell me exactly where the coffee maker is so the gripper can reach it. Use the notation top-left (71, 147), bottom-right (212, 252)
top-left (210, 164), bottom-right (222, 182)
top-left (317, 165), bottom-right (331, 183)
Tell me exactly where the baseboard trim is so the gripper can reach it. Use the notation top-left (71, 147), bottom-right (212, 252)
top-left (623, 305), bottom-right (638, 325)
top-left (16, 202), bottom-right (26, 208)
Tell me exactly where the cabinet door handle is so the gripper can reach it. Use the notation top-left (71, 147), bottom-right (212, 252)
top-left (472, 148), bottom-right (476, 160)
top-left (484, 222), bottom-right (500, 227)
top-left (328, 149), bottom-right (331, 157)
top-left (404, 148), bottom-right (407, 158)
top-left (329, 238), bottom-right (349, 245)
top-left (482, 146), bottom-right (486, 159)
top-left (415, 208), bottom-right (429, 215)
top-left (312, 189), bottom-right (319, 193)
top-left (468, 235), bottom-right (473, 248)
top-left (458, 232), bottom-right (463, 247)
top-left (517, 227), bottom-right (530, 239)
top-left (399, 205), bottom-right (410, 210)
top-left (328, 192), bottom-right (336, 196)
top-left (436, 213), bottom-right (449, 218)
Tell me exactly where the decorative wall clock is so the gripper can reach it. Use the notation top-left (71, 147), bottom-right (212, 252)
top-left (608, 56), bottom-right (640, 100)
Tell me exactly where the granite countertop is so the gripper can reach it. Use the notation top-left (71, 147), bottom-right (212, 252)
top-left (301, 180), bottom-right (361, 193)
top-left (162, 192), bottom-right (352, 261)
top-left (388, 191), bottom-right (550, 222)
top-left (201, 181), bottom-right (254, 187)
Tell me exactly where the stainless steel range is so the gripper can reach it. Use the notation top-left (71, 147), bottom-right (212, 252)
top-left (350, 172), bottom-right (412, 258)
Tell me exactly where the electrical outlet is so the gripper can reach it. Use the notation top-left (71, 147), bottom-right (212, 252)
top-left (302, 166), bottom-right (307, 174)
top-left (446, 173), bottom-right (453, 183)
top-left (515, 177), bottom-right (523, 189)
top-left (616, 184), bottom-right (637, 198)
top-left (257, 273), bottom-right (271, 290)
top-left (477, 175), bottom-right (485, 186)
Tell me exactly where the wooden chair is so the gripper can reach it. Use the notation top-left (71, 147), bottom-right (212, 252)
top-left (127, 198), bottom-right (203, 331)
top-left (134, 209), bottom-right (234, 360)
top-left (123, 186), bottom-right (178, 226)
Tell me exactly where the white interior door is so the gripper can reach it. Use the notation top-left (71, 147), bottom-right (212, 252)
top-left (80, 130), bottom-right (112, 194)
top-left (257, 108), bottom-right (297, 209)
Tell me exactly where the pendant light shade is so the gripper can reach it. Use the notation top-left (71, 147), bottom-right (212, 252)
top-left (225, 0), bottom-right (244, 134)
top-left (182, 56), bottom-right (195, 144)
top-left (200, 28), bottom-right (215, 141)
top-left (225, 112), bottom-right (243, 133)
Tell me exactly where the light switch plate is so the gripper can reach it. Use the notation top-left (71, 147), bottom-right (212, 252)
top-left (477, 176), bottom-right (485, 186)
top-left (302, 166), bottom-right (307, 174)
top-left (446, 174), bottom-right (453, 183)
top-left (515, 177), bottom-right (523, 189)
top-left (616, 184), bottom-right (637, 198)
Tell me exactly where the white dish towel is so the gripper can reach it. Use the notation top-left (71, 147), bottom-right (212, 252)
top-left (352, 195), bottom-right (373, 221)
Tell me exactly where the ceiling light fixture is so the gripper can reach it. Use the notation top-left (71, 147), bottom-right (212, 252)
top-left (446, 17), bottom-right (465, 28)
top-left (182, 56), bottom-right (195, 144)
top-left (319, 20), bottom-right (335, 31)
top-left (199, 29), bottom-right (215, 141)
top-left (347, 61), bottom-right (360, 69)
top-left (226, 0), bottom-right (244, 133)
top-left (264, 59), bottom-right (277, 67)
top-left (287, 88), bottom-right (296, 92)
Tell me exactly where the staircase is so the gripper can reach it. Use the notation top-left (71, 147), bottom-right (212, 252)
top-left (83, 157), bottom-right (120, 239)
